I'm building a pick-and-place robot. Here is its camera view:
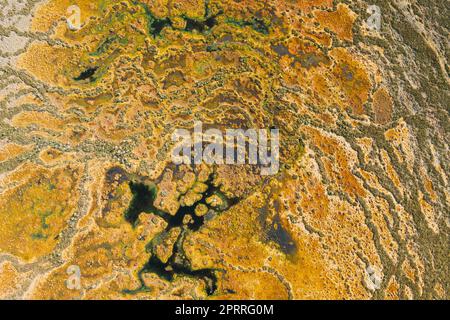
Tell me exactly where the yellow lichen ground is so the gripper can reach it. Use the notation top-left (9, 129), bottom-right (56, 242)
top-left (0, 164), bottom-right (80, 261)
top-left (0, 0), bottom-right (447, 300)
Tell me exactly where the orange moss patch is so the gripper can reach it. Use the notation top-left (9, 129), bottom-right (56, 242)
top-left (12, 111), bottom-right (64, 131)
top-left (385, 276), bottom-right (400, 300)
top-left (0, 262), bottom-right (20, 299)
top-left (314, 4), bottom-right (357, 42)
top-left (0, 143), bottom-right (32, 162)
top-left (307, 127), bottom-right (366, 198)
top-left (330, 48), bottom-right (372, 115)
top-left (294, 0), bottom-right (333, 13)
top-left (216, 269), bottom-right (290, 300)
top-left (0, 165), bottom-right (81, 261)
top-left (17, 43), bottom-right (79, 87)
top-left (372, 87), bottom-right (393, 124)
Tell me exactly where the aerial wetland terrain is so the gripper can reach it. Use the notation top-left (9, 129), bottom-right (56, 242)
top-left (0, 0), bottom-right (448, 299)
